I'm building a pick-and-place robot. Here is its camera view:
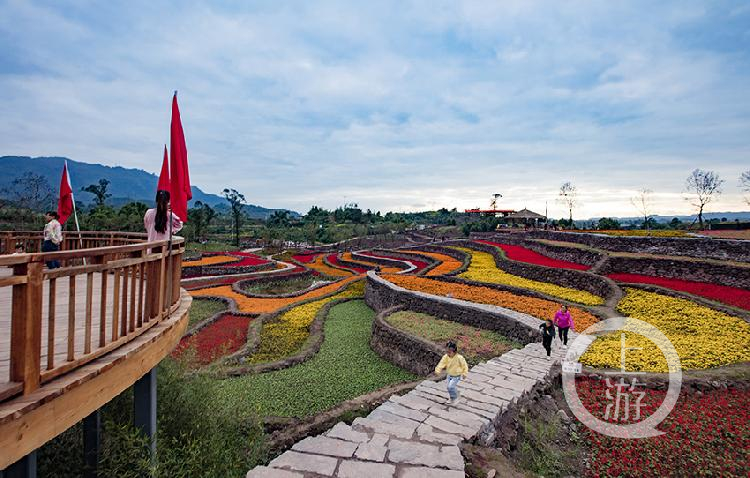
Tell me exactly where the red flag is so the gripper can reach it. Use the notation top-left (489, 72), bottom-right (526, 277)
top-left (169, 93), bottom-right (191, 223)
top-left (157, 144), bottom-right (170, 192)
top-left (57, 162), bottom-right (74, 225)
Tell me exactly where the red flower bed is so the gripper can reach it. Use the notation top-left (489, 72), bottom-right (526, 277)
top-left (327, 253), bottom-right (367, 273)
top-left (476, 240), bottom-right (590, 270)
top-left (292, 253), bottom-right (318, 263)
top-left (575, 378), bottom-right (749, 477)
top-left (174, 313), bottom-right (253, 364)
top-left (363, 251), bottom-right (430, 272)
top-left (608, 273), bottom-right (750, 311)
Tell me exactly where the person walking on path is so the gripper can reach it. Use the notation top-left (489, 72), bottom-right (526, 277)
top-left (435, 341), bottom-right (469, 405)
top-left (554, 304), bottom-right (574, 346)
top-left (539, 318), bottom-right (556, 359)
top-left (144, 190), bottom-right (183, 242)
top-left (42, 211), bottom-right (63, 269)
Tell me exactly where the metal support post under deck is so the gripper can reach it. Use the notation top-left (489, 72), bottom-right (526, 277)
top-left (82, 409), bottom-right (101, 478)
top-left (1, 451), bottom-right (37, 478)
top-left (133, 367), bottom-right (157, 454)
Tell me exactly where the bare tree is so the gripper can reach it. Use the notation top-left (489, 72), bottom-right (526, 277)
top-left (685, 169), bottom-right (723, 229)
top-left (741, 170), bottom-right (750, 205)
top-left (630, 188), bottom-right (654, 230)
top-left (222, 188), bottom-right (246, 246)
top-left (557, 182), bottom-right (579, 226)
top-left (2, 172), bottom-right (54, 211)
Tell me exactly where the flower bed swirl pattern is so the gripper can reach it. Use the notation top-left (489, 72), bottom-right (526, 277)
top-left (453, 246), bottom-right (604, 305)
top-left (190, 275), bottom-right (361, 314)
top-left (475, 239), bottom-right (590, 270)
top-left (246, 282), bottom-right (365, 364)
top-left (398, 249), bottom-right (464, 276)
top-left (379, 274), bottom-right (599, 332)
top-left (580, 288), bottom-right (750, 371)
top-left (295, 254), bottom-right (354, 277)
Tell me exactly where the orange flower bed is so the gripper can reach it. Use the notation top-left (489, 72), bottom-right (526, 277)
top-left (383, 274), bottom-right (598, 330)
top-left (190, 276), bottom-right (361, 314)
top-left (182, 255), bottom-right (239, 267)
top-left (303, 254), bottom-right (354, 277)
top-left (399, 250), bottom-right (463, 276)
top-left (342, 252), bottom-right (402, 274)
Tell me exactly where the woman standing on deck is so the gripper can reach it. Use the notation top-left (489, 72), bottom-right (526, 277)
top-left (42, 211), bottom-right (63, 269)
top-left (144, 190), bottom-right (183, 242)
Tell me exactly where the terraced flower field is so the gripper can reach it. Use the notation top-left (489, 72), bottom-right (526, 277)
top-left (178, 236), bottom-right (748, 477)
top-left (190, 275), bottom-right (361, 314)
top-left (383, 274), bottom-right (599, 330)
top-left (453, 246), bottom-right (604, 305)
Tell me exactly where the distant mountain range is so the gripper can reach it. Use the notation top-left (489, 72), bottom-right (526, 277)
top-left (0, 156), bottom-right (298, 219)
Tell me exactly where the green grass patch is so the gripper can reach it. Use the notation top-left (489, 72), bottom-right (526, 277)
top-left (385, 310), bottom-right (521, 365)
top-left (215, 300), bottom-right (417, 417)
top-left (244, 275), bottom-right (321, 296)
top-left (188, 299), bottom-right (228, 328)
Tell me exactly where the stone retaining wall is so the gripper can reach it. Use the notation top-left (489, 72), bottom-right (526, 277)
top-left (365, 272), bottom-right (540, 345)
top-left (370, 306), bottom-right (443, 376)
top-left (528, 230), bottom-right (750, 262)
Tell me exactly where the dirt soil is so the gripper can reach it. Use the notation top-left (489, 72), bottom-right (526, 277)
top-left (464, 387), bottom-right (586, 478)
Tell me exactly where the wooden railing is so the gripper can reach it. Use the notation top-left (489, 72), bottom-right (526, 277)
top-left (0, 232), bottom-right (184, 402)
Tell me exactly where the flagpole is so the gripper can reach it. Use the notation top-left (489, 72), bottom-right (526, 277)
top-left (166, 90), bottom-right (177, 318)
top-left (66, 161), bottom-right (87, 265)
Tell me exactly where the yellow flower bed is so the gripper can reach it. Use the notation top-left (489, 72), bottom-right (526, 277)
top-left (453, 247), bottom-right (604, 305)
top-left (581, 288), bottom-right (750, 371)
top-left (399, 250), bottom-right (463, 276)
top-left (306, 254), bottom-right (354, 277)
top-left (248, 281), bottom-right (365, 363)
top-left (190, 276), bottom-right (361, 314)
top-left (182, 255), bottom-right (238, 267)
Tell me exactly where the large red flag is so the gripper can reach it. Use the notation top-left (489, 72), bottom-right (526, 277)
top-left (157, 144), bottom-right (170, 192)
top-left (169, 93), bottom-right (191, 223)
top-left (57, 162), bottom-right (74, 225)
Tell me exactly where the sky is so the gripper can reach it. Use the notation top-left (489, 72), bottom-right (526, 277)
top-left (1, 0), bottom-right (749, 219)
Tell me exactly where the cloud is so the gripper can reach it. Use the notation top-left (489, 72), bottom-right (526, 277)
top-left (0, 0), bottom-right (749, 219)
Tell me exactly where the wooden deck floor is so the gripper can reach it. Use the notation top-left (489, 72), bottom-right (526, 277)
top-left (0, 270), bottom-right (124, 383)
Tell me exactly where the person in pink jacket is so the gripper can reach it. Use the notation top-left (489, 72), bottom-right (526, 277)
top-left (144, 190), bottom-right (183, 243)
top-left (554, 304), bottom-right (574, 346)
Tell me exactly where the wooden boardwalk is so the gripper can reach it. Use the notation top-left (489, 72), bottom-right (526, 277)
top-left (0, 270), bottom-right (120, 382)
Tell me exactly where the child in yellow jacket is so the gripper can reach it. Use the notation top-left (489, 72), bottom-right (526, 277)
top-left (435, 341), bottom-right (469, 404)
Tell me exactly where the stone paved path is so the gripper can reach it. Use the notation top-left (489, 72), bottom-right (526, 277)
top-left (246, 340), bottom-right (575, 478)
